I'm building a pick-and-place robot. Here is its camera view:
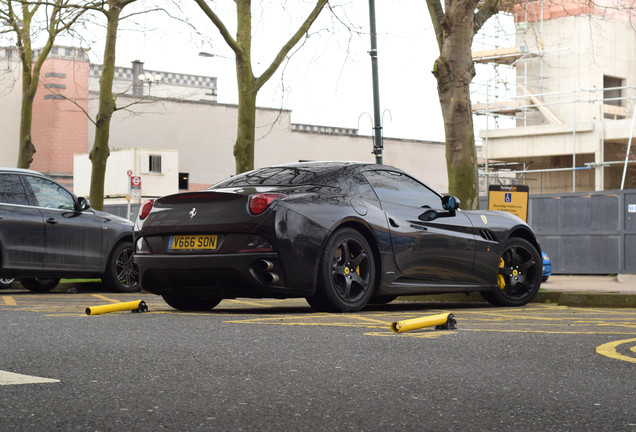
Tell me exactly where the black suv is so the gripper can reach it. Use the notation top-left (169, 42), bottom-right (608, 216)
top-left (0, 168), bottom-right (138, 292)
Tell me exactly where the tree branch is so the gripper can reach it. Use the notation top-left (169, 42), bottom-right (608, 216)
top-left (192, 0), bottom-right (240, 54)
top-left (426, 0), bottom-right (445, 52)
top-left (254, 0), bottom-right (328, 91)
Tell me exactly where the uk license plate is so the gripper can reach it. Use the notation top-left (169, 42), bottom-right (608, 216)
top-left (169, 234), bottom-right (218, 251)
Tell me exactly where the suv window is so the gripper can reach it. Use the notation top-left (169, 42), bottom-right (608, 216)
top-left (363, 170), bottom-right (441, 209)
top-left (0, 174), bottom-right (30, 205)
top-left (26, 176), bottom-right (75, 210)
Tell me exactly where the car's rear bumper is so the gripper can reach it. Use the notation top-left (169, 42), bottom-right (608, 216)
top-left (134, 252), bottom-right (312, 298)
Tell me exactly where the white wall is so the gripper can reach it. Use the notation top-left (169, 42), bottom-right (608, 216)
top-left (0, 56), bottom-right (22, 167)
top-left (73, 148), bottom-right (179, 199)
top-left (87, 94), bottom-right (449, 194)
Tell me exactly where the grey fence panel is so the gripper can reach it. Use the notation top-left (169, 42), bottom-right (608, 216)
top-left (481, 189), bottom-right (636, 274)
top-left (103, 203), bottom-right (141, 222)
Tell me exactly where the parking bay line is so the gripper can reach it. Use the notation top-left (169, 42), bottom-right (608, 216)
top-left (0, 370), bottom-right (59, 386)
top-left (2, 296), bottom-right (16, 306)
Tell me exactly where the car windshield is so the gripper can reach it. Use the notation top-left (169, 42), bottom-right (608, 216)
top-left (210, 165), bottom-right (347, 188)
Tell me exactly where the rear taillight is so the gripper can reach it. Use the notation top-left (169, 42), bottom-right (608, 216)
top-left (139, 199), bottom-right (155, 220)
top-left (249, 193), bottom-right (286, 215)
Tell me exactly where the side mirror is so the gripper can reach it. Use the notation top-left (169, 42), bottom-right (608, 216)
top-left (442, 195), bottom-right (460, 211)
top-left (77, 197), bottom-right (91, 211)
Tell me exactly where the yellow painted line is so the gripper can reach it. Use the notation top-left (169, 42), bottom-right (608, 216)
top-left (90, 294), bottom-right (120, 303)
top-left (596, 338), bottom-right (636, 364)
top-left (343, 315), bottom-right (392, 326)
top-left (366, 331), bottom-right (457, 339)
top-left (2, 296), bottom-right (16, 306)
top-left (464, 328), bottom-right (636, 336)
top-left (226, 299), bottom-right (280, 308)
top-left (222, 319), bottom-right (386, 330)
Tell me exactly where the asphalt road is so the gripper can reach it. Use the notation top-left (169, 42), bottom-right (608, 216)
top-left (1, 290), bottom-right (635, 431)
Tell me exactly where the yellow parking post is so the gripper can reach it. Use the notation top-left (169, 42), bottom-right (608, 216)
top-left (86, 300), bottom-right (148, 315)
top-left (390, 313), bottom-right (457, 333)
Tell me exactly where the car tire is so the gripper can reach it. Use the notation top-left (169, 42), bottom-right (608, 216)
top-left (0, 278), bottom-right (15, 289)
top-left (368, 295), bottom-right (398, 305)
top-left (103, 241), bottom-right (140, 293)
top-left (20, 278), bottom-right (60, 292)
top-left (161, 293), bottom-right (222, 311)
top-left (481, 237), bottom-right (542, 307)
top-left (307, 227), bottom-right (376, 312)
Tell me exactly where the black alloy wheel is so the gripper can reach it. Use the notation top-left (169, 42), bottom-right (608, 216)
top-left (20, 278), bottom-right (60, 292)
top-left (307, 227), bottom-right (376, 312)
top-left (481, 237), bottom-right (542, 306)
top-left (161, 293), bottom-right (223, 311)
top-left (104, 241), bottom-right (140, 293)
top-left (0, 278), bottom-right (14, 289)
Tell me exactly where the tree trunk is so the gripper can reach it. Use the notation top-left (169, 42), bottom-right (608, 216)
top-left (234, 76), bottom-right (257, 173)
top-left (17, 79), bottom-right (36, 168)
top-left (89, 5), bottom-right (120, 211)
top-left (432, 4), bottom-right (480, 210)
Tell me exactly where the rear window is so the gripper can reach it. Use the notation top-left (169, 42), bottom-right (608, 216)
top-left (211, 166), bottom-right (344, 188)
top-left (0, 174), bottom-right (30, 205)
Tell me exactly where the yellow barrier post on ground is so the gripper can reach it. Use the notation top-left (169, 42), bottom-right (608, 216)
top-left (86, 300), bottom-right (148, 316)
top-left (390, 313), bottom-right (457, 333)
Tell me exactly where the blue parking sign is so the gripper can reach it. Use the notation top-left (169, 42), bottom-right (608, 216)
top-left (504, 193), bottom-right (512, 203)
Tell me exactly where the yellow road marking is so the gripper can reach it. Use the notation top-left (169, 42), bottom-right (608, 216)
top-left (227, 299), bottom-right (279, 308)
top-left (595, 338), bottom-right (636, 364)
top-left (90, 294), bottom-right (120, 303)
top-left (346, 315), bottom-right (392, 326)
top-left (2, 296), bottom-right (16, 306)
top-left (366, 331), bottom-right (456, 339)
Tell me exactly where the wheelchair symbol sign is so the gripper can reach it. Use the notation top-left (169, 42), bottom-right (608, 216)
top-left (504, 193), bottom-right (512, 203)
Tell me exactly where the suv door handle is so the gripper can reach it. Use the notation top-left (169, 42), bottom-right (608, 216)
top-left (46, 218), bottom-right (58, 225)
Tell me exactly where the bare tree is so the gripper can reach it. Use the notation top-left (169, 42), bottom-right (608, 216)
top-left (0, 0), bottom-right (86, 168)
top-left (193, 0), bottom-right (330, 174)
top-left (85, 0), bottom-right (138, 211)
top-left (426, 0), bottom-right (500, 209)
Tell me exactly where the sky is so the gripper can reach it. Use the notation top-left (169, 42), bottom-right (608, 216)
top-left (71, 0), bottom-right (447, 143)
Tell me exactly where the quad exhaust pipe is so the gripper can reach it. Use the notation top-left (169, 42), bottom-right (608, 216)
top-left (255, 259), bottom-right (274, 272)
top-left (253, 260), bottom-right (279, 285)
top-left (261, 272), bottom-right (280, 284)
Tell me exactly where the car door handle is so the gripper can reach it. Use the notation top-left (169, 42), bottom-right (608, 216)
top-left (46, 218), bottom-right (58, 225)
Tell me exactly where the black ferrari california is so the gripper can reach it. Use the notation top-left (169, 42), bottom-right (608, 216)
top-left (133, 162), bottom-right (543, 312)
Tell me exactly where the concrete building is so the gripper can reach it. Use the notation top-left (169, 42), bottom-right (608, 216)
top-left (0, 46), bottom-right (448, 199)
top-left (471, 0), bottom-right (636, 194)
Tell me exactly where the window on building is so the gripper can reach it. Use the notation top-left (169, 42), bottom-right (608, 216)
top-left (149, 155), bottom-right (162, 174)
top-left (603, 75), bottom-right (624, 106)
top-left (179, 173), bottom-right (189, 190)
top-left (603, 75), bottom-right (626, 120)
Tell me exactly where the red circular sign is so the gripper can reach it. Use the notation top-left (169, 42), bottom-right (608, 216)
top-left (131, 176), bottom-right (141, 187)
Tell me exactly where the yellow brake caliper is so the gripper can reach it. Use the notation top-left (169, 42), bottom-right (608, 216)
top-left (498, 257), bottom-right (506, 290)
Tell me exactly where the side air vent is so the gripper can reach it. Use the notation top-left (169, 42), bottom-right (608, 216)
top-left (479, 229), bottom-right (497, 242)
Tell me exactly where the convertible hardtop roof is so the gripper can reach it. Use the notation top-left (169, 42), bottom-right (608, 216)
top-left (210, 161), bottom-right (400, 188)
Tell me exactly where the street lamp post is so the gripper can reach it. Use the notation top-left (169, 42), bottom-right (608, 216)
top-left (368, 0), bottom-right (383, 165)
top-left (138, 73), bottom-right (160, 96)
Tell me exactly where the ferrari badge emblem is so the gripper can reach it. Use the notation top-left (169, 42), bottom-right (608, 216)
top-left (189, 208), bottom-right (197, 219)
top-left (481, 215), bottom-right (488, 224)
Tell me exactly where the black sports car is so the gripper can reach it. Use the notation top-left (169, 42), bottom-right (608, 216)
top-left (134, 162), bottom-right (543, 312)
